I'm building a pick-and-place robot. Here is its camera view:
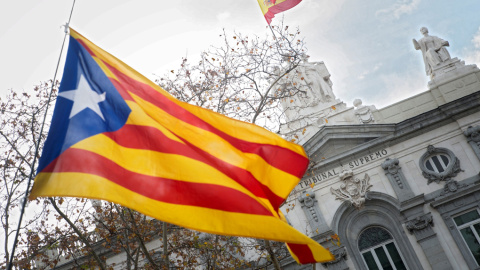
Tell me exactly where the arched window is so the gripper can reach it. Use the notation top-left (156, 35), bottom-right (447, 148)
top-left (358, 227), bottom-right (407, 270)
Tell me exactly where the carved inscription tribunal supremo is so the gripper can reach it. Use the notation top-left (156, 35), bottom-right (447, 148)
top-left (298, 149), bottom-right (388, 189)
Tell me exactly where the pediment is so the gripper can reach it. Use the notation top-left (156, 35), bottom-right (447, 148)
top-left (303, 125), bottom-right (395, 162)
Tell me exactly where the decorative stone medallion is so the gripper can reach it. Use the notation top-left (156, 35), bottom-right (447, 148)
top-left (440, 179), bottom-right (468, 196)
top-left (419, 145), bottom-right (463, 184)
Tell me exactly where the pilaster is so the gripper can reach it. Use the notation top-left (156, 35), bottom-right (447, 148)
top-left (299, 190), bottom-right (330, 234)
top-left (404, 213), bottom-right (452, 269)
top-left (382, 158), bottom-right (453, 269)
top-left (381, 158), bottom-right (415, 201)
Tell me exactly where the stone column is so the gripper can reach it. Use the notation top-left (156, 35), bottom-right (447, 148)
top-left (382, 158), bottom-right (453, 269)
top-left (464, 125), bottom-right (480, 160)
top-left (299, 190), bottom-right (329, 235)
top-left (381, 158), bottom-right (415, 201)
top-left (405, 213), bottom-right (452, 269)
top-left (297, 192), bottom-right (349, 269)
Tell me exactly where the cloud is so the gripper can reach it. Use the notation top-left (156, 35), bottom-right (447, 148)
top-left (294, 0), bottom-right (347, 25)
top-left (216, 11), bottom-right (231, 22)
top-left (357, 63), bottom-right (383, 80)
top-left (375, 0), bottom-right (420, 20)
top-left (464, 26), bottom-right (480, 65)
top-left (373, 71), bottom-right (427, 108)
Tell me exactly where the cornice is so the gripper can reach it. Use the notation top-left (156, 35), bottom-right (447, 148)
top-left (305, 91), bottom-right (480, 172)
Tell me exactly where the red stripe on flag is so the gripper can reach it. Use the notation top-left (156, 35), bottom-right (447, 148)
top-left (287, 242), bottom-right (317, 264)
top-left (43, 147), bottom-right (275, 216)
top-left (264, 0), bottom-right (302, 24)
top-left (109, 76), bottom-right (135, 101)
top-left (76, 39), bottom-right (96, 57)
top-left (75, 38), bottom-right (135, 102)
top-left (104, 124), bottom-right (286, 209)
top-left (102, 61), bottom-right (309, 178)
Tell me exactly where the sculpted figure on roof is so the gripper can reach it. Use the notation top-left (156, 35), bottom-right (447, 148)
top-left (413, 27), bottom-right (451, 77)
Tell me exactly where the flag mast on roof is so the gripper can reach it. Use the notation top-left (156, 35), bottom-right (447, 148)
top-left (255, 0), bottom-right (334, 265)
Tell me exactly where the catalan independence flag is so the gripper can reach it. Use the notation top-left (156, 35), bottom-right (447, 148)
top-left (257, 0), bottom-right (302, 24)
top-left (29, 28), bottom-right (333, 264)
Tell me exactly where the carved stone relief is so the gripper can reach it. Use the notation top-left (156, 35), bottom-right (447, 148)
top-left (440, 180), bottom-right (468, 196)
top-left (464, 125), bottom-right (480, 160)
top-left (405, 214), bottom-right (434, 234)
top-left (353, 99), bottom-right (375, 124)
top-left (330, 170), bottom-right (372, 209)
top-left (464, 125), bottom-right (480, 145)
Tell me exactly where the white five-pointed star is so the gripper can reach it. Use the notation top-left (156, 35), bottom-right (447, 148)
top-left (59, 75), bottom-right (106, 120)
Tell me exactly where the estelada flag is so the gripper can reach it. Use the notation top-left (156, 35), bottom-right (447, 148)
top-left (257, 0), bottom-right (302, 24)
top-left (29, 28), bottom-right (333, 264)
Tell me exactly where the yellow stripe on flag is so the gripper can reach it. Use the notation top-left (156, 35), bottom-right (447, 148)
top-left (33, 172), bottom-right (330, 255)
top-left (130, 93), bottom-right (300, 198)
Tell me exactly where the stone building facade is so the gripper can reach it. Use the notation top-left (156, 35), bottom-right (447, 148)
top-left (278, 29), bottom-right (480, 270)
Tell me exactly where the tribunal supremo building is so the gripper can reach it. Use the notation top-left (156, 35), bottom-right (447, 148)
top-left (279, 28), bottom-right (480, 270)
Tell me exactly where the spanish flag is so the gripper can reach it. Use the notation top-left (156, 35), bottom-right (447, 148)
top-left (257, 0), bottom-right (303, 24)
top-left (29, 29), bottom-right (333, 264)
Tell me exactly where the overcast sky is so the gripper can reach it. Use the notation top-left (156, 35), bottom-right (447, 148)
top-left (1, 0), bottom-right (479, 108)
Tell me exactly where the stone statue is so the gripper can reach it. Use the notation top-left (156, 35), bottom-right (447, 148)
top-left (300, 55), bottom-right (336, 103)
top-left (413, 27), bottom-right (451, 77)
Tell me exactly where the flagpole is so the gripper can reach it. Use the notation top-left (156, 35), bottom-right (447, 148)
top-left (265, 24), bottom-right (284, 269)
top-left (267, 17), bottom-right (297, 64)
top-left (163, 221), bottom-right (169, 268)
top-left (268, 24), bottom-right (278, 43)
top-left (265, 15), bottom-right (322, 268)
top-left (6, 1), bottom-right (76, 269)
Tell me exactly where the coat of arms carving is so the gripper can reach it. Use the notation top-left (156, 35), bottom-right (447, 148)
top-left (330, 170), bottom-right (372, 209)
top-left (263, 0), bottom-right (277, 7)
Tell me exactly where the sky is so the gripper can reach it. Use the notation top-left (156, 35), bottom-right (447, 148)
top-left (1, 0), bottom-right (480, 109)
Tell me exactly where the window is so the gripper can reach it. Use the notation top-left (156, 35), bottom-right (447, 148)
top-left (424, 153), bottom-right (450, 173)
top-left (419, 145), bottom-right (462, 184)
top-left (358, 227), bottom-right (407, 270)
top-left (454, 209), bottom-right (480, 265)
